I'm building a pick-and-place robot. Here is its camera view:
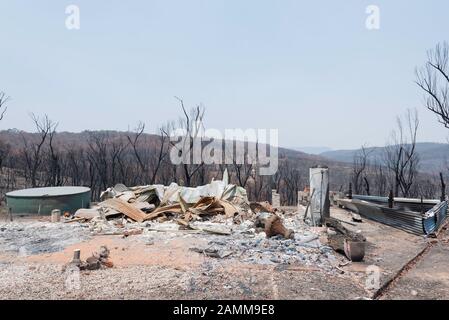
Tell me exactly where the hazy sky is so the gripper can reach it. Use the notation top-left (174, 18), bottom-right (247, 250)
top-left (1, 0), bottom-right (449, 149)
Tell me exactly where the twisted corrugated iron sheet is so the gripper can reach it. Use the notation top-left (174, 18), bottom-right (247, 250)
top-left (338, 195), bottom-right (448, 236)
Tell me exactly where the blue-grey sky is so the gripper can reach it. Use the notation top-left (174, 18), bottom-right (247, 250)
top-left (1, 0), bottom-right (448, 149)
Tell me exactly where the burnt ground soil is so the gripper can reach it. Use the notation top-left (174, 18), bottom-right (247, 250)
top-left (0, 206), bottom-right (446, 300)
top-left (381, 226), bottom-right (449, 300)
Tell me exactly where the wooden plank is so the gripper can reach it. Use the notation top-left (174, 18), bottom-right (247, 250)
top-left (64, 217), bottom-right (87, 223)
top-left (101, 198), bottom-right (147, 222)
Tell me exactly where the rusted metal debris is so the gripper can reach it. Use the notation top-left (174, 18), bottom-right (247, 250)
top-left (250, 201), bottom-right (276, 214)
top-left (66, 246), bottom-right (114, 271)
top-left (102, 198), bottom-right (148, 223)
top-left (325, 217), bottom-right (366, 262)
top-left (265, 215), bottom-right (294, 239)
top-left (343, 239), bottom-right (366, 262)
top-left (337, 195), bottom-right (449, 236)
top-left (255, 212), bottom-right (294, 239)
top-left (74, 181), bottom-right (245, 226)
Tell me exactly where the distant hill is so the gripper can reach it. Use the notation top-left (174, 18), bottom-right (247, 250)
top-left (0, 129), bottom-right (353, 190)
top-left (291, 146), bottom-right (333, 155)
top-left (320, 142), bottom-right (449, 173)
top-left (1, 130), bottom-right (445, 199)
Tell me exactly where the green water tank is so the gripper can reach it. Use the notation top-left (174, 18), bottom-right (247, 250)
top-left (6, 186), bottom-right (91, 215)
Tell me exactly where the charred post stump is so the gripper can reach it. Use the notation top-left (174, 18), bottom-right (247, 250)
top-left (440, 172), bottom-right (446, 202)
top-left (325, 217), bottom-right (366, 262)
top-left (71, 249), bottom-right (81, 267)
top-left (388, 190), bottom-right (394, 209)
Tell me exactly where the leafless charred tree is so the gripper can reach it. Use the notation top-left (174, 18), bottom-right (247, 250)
top-left (439, 172), bottom-right (446, 201)
top-left (127, 123), bottom-right (169, 185)
top-left (231, 141), bottom-right (254, 189)
top-left (416, 42), bottom-right (449, 129)
top-left (363, 176), bottom-right (370, 195)
top-left (384, 109), bottom-right (420, 197)
top-left (278, 159), bottom-right (301, 205)
top-left (126, 122), bottom-right (150, 184)
top-left (110, 135), bottom-right (127, 184)
top-left (246, 141), bottom-right (272, 201)
top-left (162, 97), bottom-right (205, 187)
top-left (84, 132), bottom-right (128, 197)
top-left (273, 164), bottom-right (282, 193)
top-left (0, 142), bottom-right (12, 201)
top-left (372, 159), bottom-right (388, 196)
top-left (0, 142), bottom-right (10, 172)
top-left (21, 114), bottom-right (57, 187)
top-left (352, 145), bottom-right (372, 194)
top-left (0, 92), bottom-right (10, 122)
top-left (0, 91), bottom-right (15, 197)
top-left (157, 120), bottom-right (180, 185)
top-left (0, 92), bottom-right (11, 172)
top-left (412, 174), bottom-right (439, 199)
top-left (65, 146), bottom-right (86, 186)
top-left (250, 170), bottom-right (270, 201)
top-left (43, 121), bottom-right (62, 186)
top-left (150, 127), bottom-right (169, 184)
top-left (87, 132), bottom-right (111, 192)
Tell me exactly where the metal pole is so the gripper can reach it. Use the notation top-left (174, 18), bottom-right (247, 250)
top-left (303, 189), bottom-right (315, 223)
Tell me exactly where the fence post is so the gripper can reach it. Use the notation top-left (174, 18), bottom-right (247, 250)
top-left (440, 172), bottom-right (446, 202)
top-left (348, 183), bottom-right (353, 199)
top-left (388, 190), bottom-right (394, 208)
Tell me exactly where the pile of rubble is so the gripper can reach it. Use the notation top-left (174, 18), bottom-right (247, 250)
top-left (40, 171), bottom-right (361, 273)
top-left (71, 171), bottom-right (295, 241)
top-left (65, 246), bottom-right (113, 271)
top-left (189, 218), bottom-right (338, 270)
top-left (76, 172), bottom-right (244, 219)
